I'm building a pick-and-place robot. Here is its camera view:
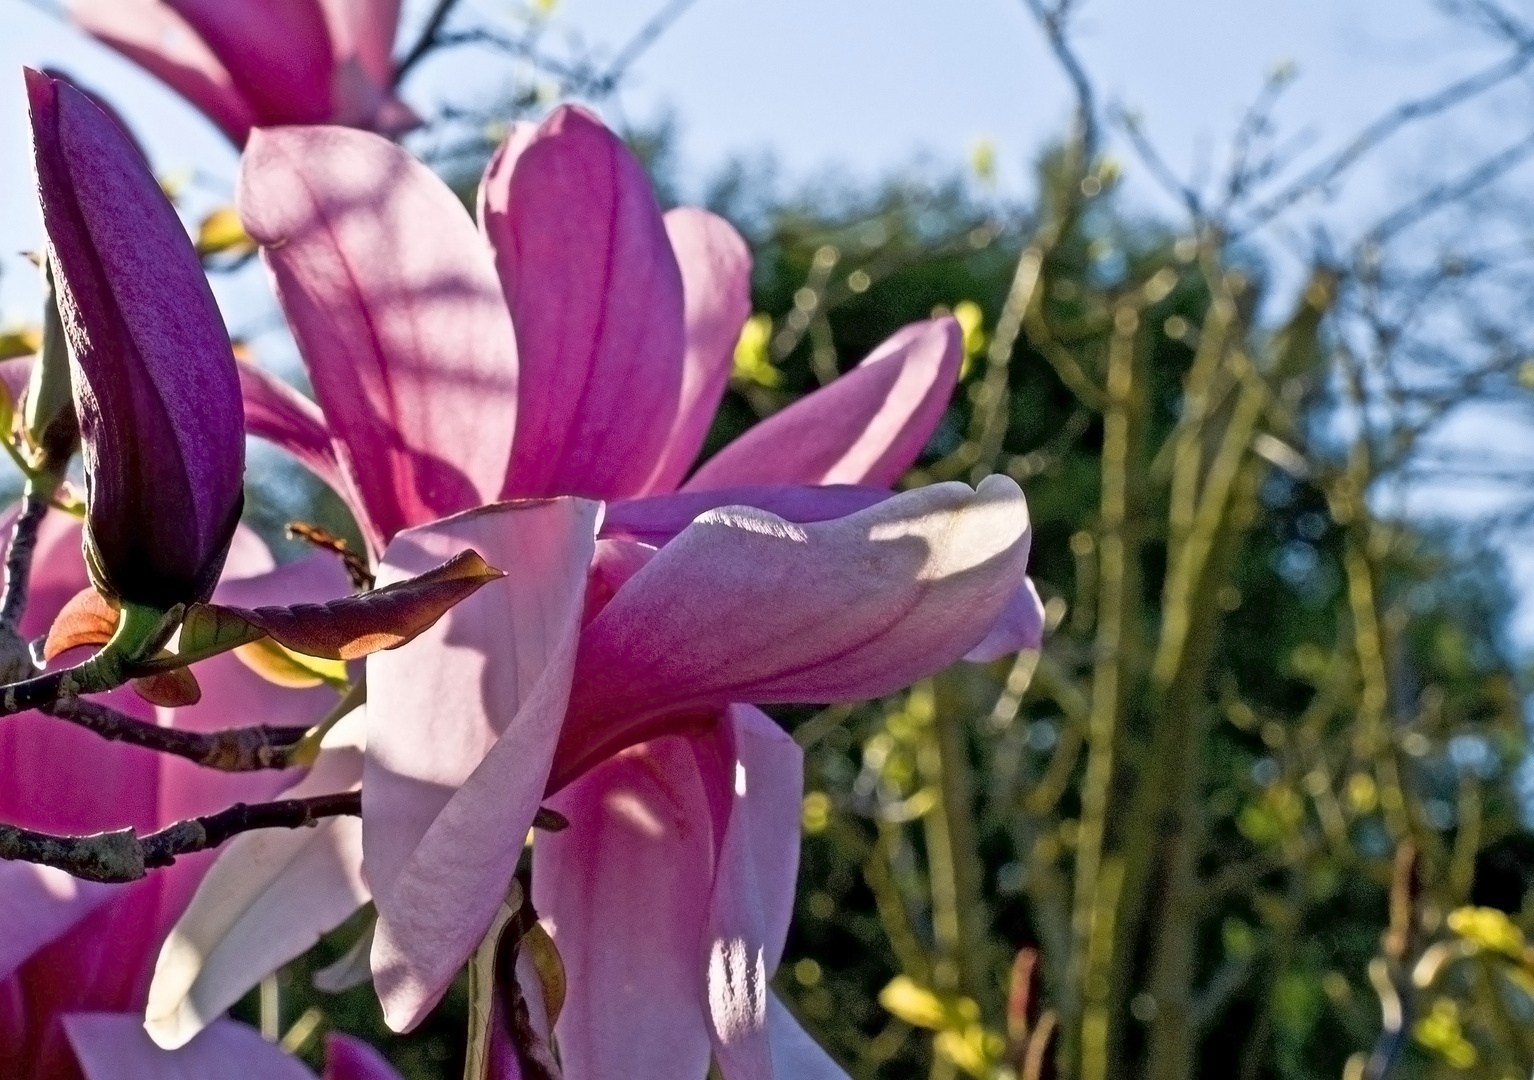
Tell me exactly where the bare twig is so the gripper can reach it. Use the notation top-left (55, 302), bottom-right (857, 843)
top-left (1113, 107), bottom-right (1203, 218)
top-left (287, 521), bottom-right (373, 590)
top-left (0, 791), bottom-right (360, 884)
top-left (42, 697), bottom-right (312, 772)
top-left (0, 490), bottom-right (49, 631)
top-left (1020, 0), bottom-right (1099, 164)
top-left (1365, 128), bottom-right (1534, 244)
top-left (594, 0), bottom-right (701, 95)
top-left (422, 0), bottom-right (699, 101)
top-left (1239, 37), bottom-right (1534, 229)
top-left (394, 0), bottom-right (464, 84)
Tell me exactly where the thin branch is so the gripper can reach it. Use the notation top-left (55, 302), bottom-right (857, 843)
top-left (0, 791), bottom-right (360, 884)
top-left (0, 490), bottom-right (49, 631)
top-left (1021, 0), bottom-right (1099, 164)
top-left (1239, 37), bottom-right (1534, 229)
top-left (593, 0), bottom-right (701, 95)
top-left (393, 0), bottom-right (464, 84)
top-left (423, 0), bottom-right (698, 101)
top-left (1223, 67), bottom-right (1297, 207)
top-left (1113, 107), bottom-right (1203, 218)
top-left (430, 29), bottom-right (587, 85)
top-left (42, 697), bottom-right (311, 772)
top-left (0, 656), bottom-right (115, 718)
top-left (1365, 128), bottom-right (1534, 244)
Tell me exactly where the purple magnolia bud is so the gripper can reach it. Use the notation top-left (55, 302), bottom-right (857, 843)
top-left (26, 69), bottom-right (244, 610)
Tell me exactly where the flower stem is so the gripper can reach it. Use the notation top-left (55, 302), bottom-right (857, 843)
top-left (0, 486), bottom-right (51, 631)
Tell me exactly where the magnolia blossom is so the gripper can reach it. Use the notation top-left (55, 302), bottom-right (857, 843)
top-left (68, 0), bottom-right (415, 145)
top-left (65, 1019), bottom-right (406, 1080)
top-left (139, 105), bottom-right (1043, 1078)
top-left (0, 510), bottom-right (348, 1080)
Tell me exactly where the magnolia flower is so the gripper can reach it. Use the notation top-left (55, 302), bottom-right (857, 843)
top-left (152, 106), bottom-right (1042, 1076)
top-left (67, 0), bottom-right (415, 146)
top-left (27, 70), bottom-right (244, 611)
top-left (66, 1019), bottom-right (407, 1080)
top-left (0, 509), bottom-right (348, 1080)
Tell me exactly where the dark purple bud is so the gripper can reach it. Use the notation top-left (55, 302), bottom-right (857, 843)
top-left (26, 69), bottom-right (244, 610)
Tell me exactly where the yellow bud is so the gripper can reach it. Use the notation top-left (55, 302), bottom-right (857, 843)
top-left (0, 325), bottom-right (41, 361)
top-left (1345, 772), bottom-right (1378, 814)
top-left (879, 976), bottom-right (947, 1030)
top-left (1447, 906), bottom-right (1525, 958)
top-left (970, 138), bottom-right (997, 185)
top-left (732, 313), bottom-right (780, 387)
top-left (801, 791), bottom-right (831, 834)
top-left (196, 206), bottom-right (257, 259)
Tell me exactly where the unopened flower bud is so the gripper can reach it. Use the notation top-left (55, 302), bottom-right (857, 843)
top-left (27, 69), bottom-right (244, 610)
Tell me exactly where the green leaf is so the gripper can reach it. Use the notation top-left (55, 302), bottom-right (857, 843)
top-left (173, 603), bottom-right (267, 667)
top-left (234, 638), bottom-right (349, 689)
top-left (0, 326), bottom-right (40, 361)
top-left (313, 915), bottom-right (376, 994)
top-left (465, 882), bottom-right (523, 1080)
top-left (221, 549), bottom-right (503, 661)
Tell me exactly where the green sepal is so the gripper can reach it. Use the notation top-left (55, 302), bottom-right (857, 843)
top-left (104, 601), bottom-right (184, 669)
top-left (24, 258), bottom-right (79, 478)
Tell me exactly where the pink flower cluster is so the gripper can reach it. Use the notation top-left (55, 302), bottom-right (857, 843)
top-left (4, 9), bottom-right (1043, 1078)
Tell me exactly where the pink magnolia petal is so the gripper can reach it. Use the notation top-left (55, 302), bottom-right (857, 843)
top-left (240, 126), bottom-right (518, 550)
top-left (371, 95), bottom-right (421, 137)
top-left (316, 0), bottom-right (401, 88)
top-left (211, 547), bottom-right (355, 618)
top-left (533, 736), bottom-right (717, 1080)
top-left (554, 476), bottom-right (1031, 787)
top-left (328, 57), bottom-right (386, 131)
top-left (642, 208), bottom-right (753, 493)
top-left (706, 707), bottom-right (804, 1079)
top-left (324, 1033), bottom-right (405, 1080)
top-left (68, 0), bottom-right (257, 143)
top-left (238, 361), bottom-right (351, 506)
top-left (0, 882), bottom-right (173, 1076)
top-left (482, 106), bottom-right (685, 500)
top-left (0, 866), bottom-right (116, 982)
top-left (221, 523), bottom-right (278, 580)
top-left (153, 552), bottom-right (355, 925)
top-left (146, 710), bottom-right (366, 1050)
top-left (764, 996), bottom-right (851, 1080)
top-left (965, 578), bottom-right (1045, 662)
top-left (0, 356), bottom-right (31, 406)
top-left (64, 1014), bottom-right (317, 1079)
top-left (601, 484), bottom-right (888, 547)
top-left (721, 706), bottom-right (801, 976)
top-left (583, 537), bottom-right (657, 626)
top-left (687, 318), bottom-right (961, 490)
top-left (0, 509), bottom-right (168, 1075)
top-left (166, 0), bottom-right (334, 128)
top-left (365, 498), bottom-right (598, 1031)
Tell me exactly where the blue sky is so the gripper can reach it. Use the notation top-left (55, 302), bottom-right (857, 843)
top-left (2, 0), bottom-right (1533, 632)
top-left (1, 0), bottom-right (1516, 264)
